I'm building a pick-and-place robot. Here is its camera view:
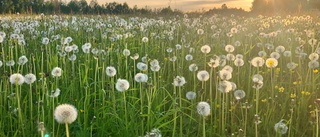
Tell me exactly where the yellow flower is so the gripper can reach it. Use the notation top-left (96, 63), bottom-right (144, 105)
top-left (278, 87), bottom-right (285, 92)
top-left (293, 81), bottom-right (298, 85)
top-left (265, 58), bottom-right (278, 68)
top-left (290, 93), bottom-right (296, 98)
top-left (261, 99), bottom-right (267, 102)
top-left (313, 69), bottom-right (319, 74)
top-left (216, 104), bottom-right (220, 108)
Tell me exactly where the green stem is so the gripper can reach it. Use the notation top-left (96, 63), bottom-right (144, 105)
top-left (65, 123), bottom-right (69, 137)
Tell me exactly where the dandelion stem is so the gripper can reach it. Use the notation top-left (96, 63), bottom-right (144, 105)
top-left (202, 116), bottom-right (206, 137)
top-left (65, 123), bottom-right (70, 137)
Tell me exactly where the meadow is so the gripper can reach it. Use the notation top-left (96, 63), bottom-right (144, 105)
top-left (0, 13), bottom-right (319, 137)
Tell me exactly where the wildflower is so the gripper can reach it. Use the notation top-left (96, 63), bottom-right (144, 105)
top-left (308, 60), bottom-right (319, 69)
top-left (189, 64), bottom-right (198, 72)
top-left (106, 66), bottom-right (116, 77)
top-left (186, 91), bottom-right (196, 100)
top-left (130, 53), bottom-right (139, 60)
top-left (9, 73), bottom-right (24, 85)
top-left (234, 90), bottom-right (246, 100)
top-left (151, 65), bottom-right (160, 72)
top-left (18, 55), bottom-right (28, 65)
top-left (142, 37), bottom-right (149, 43)
top-left (258, 51), bottom-right (267, 57)
top-left (134, 73), bottom-right (148, 83)
top-left (225, 44), bottom-right (235, 52)
top-left (252, 74), bottom-right (263, 89)
top-left (200, 45), bottom-right (211, 54)
top-left (313, 69), bottom-right (319, 74)
top-left (166, 48), bottom-right (173, 53)
top-left (197, 29), bottom-right (204, 35)
top-left (274, 119), bottom-right (288, 134)
top-left (208, 58), bottom-right (219, 68)
top-left (69, 54), bottom-right (77, 61)
top-left (234, 58), bottom-right (244, 67)
top-left (197, 70), bottom-right (210, 82)
top-left (278, 87), bottom-right (284, 93)
top-left (64, 46), bottom-right (73, 53)
top-left (219, 69), bottom-right (232, 80)
top-left (270, 52), bottom-right (280, 59)
top-left (175, 44), bottom-right (182, 50)
top-left (115, 79), bottom-right (130, 92)
top-left (0, 61), bottom-right (2, 67)
top-left (82, 43), bottom-right (91, 53)
top-left (24, 73), bottom-right (36, 84)
top-left (137, 62), bottom-right (148, 71)
top-left (150, 59), bottom-right (159, 66)
top-left (309, 53), bottom-right (319, 61)
top-left (283, 51), bottom-right (292, 57)
top-left (197, 102), bottom-right (210, 117)
top-left (50, 88), bottom-right (61, 97)
top-left (251, 57), bottom-right (264, 67)
top-left (54, 104), bottom-right (78, 124)
top-left (123, 49), bottom-right (130, 56)
top-left (173, 76), bottom-right (186, 87)
top-left (42, 37), bottom-right (49, 45)
top-left (275, 46), bottom-right (285, 53)
top-left (6, 60), bottom-right (15, 67)
top-left (51, 67), bottom-right (62, 77)
top-left (265, 58), bottom-right (278, 68)
top-left (226, 54), bottom-right (235, 61)
top-left (63, 37), bottom-right (72, 45)
top-left (218, 80), bottom-right (233, 93)
top-left (141, 55), bottom-right (148, 62)
top-left (185, 54), bottom-right (193, 61)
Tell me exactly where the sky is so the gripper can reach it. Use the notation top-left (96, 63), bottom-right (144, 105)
top-left (89, 0), bottom-right (254, 12)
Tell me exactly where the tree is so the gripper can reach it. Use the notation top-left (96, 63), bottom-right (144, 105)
top-left (68, 0), bottom-right (80, 14)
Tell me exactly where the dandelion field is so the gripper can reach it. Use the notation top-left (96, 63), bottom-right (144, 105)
top-left (0, 14), bottom-right (320, 137)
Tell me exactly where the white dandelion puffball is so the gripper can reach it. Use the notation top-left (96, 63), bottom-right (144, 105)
top-left (197, 70), bottom-right (210, 81)
top-left (10, 73), bottom-right (25, 85)
top-left (116, 79), bottom-right (130, 92)
top-left (274, 120), bottom-right (288, 134)
top-left (54, 104), bottom-right (78, 124)
top-left (197, 102), bottom-right (210, 117)
top-left (186, 91), bottom-right (196, 100)
top-left (134, 73), bottom-right (148, 83)
top-left (106, 66), bottom-right (117, 77)
top-left (24, 73), bottom-right (36, 84)
top-left (173, 76), bottom-right (186, 87)
top-left (201, 45), bottom-right (211, 54)
top-left (51, 67), bottom-right (62, 77)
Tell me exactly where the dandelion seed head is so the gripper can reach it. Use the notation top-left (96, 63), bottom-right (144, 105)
top-left (186, 91), bottom-right (196, 100)
top-left (9, 73), bottom-right (24, 85)
top-left (54, 104), bottom-right (78, 124)
top-left (106, 66), bottom-right (117, 77)
top-left (197, 102), bottom-right (210, 117)
top-left (115, 79), bottom-right (130, 92)
top-left (197, 70), bottom-right (209, 82)
top-left (51, 67), bottom-right (62, 77)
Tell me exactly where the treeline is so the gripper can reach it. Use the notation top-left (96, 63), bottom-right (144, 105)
top-left (0, 0), bottom-right (183, 15)
top-left (0, 0), bottom-right (319, 15)
top-left (251, 0), bottom-right (320, 14)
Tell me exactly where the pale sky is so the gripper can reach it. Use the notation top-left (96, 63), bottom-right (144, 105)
top-left (88, 0), bottom-right (253, 12)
